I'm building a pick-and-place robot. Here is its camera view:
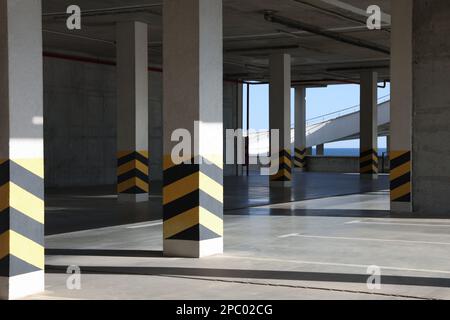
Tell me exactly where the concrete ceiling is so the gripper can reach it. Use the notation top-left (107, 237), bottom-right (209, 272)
top-left (42, 0), bottom-right (391, 85)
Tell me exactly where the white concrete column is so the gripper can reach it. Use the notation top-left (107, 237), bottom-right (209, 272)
top-left (162, 0), bottom-right (223, 258)
top-left (269, 54), bottom-right (292, 187)
top-left (0, 0), bottom-right (45, 300)
top-left (116, 21), bottom-right (149, 203)
top-left (386, 135), bottom-right (391, 154)
top-left (359, 71), bottom-right (379, 179)
top-left (235, 83), bottom-right (244, 176)
top-left (390, 0), bottom-right (412, 212)
top-left (294, 86), bottom-right (307, 171)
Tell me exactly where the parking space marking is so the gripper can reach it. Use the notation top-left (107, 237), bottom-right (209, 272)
top-left (222, 255), bottom-right (450, 276)
top-left (345, 220), bottom-right (450, 227)
top-left (278, 233), bottom-right (450, 246)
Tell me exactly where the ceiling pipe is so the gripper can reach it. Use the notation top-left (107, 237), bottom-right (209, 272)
top-left (42, 53), bottom-right (389, 86)
top-left (43, 29), bottom-right (116, 46)
top-left (319, 0), bottom-right (391, 24)
top-left (42, 51), bottom-right (163, 72)
top-left (264, 11), bottom-right (390, 55)
top-left (225, 44), bottom-right (300, 53)
top-left (292, 0), bottom-right (390, 33)
top-left (327, 65), bottom-right (390, 72)
top-left (145, 26), bottom-right (382, 48)
top-left (43, 51), bottom-right (247, 84)
top-left (378, 80), bottom-right (388, 88)
top-left (293, 0), bottom-right (368, 25)
top-left (43, 3), bottom-right (163, 18)
top-left (43, 29), bottom-right (164, 55)
top-left (43, 51), bottom-right (116, 66)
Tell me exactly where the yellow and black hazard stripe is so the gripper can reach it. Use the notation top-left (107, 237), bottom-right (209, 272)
top-left (0, 158), bottom-right (45, 277)
top-left (293, 147), bottom-right (307, 169)
top-left (271, 149), bottom-right (292, 182)
top-left (390, 151), bottom-right (411, 202)
top-left (162, 156), bottom-right (223, 242)
top-left (360, 149), bottom-right (378, 175)
top-left (117, 151), bottom-right (149, 194)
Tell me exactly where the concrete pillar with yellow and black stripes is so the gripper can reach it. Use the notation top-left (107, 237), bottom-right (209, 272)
top-left (116, 21), bottom-right (149, 202)
top-left (390, 0), bottom-right (413, 212)
top-left (0, 0), bottom-right (45, 299)
top-left (162, 0), bottom-right (224, 258)
top-left (269, 54), bottom-right (292, 187)
top-left (294, 86), bottom-right (307, 171)
top-left (359, 71), bottom-right (379, 180)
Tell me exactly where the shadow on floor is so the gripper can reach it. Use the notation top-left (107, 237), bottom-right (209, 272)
top-left (45, 264), bottom-right (450, 289)
top-left (229, 207), bottom-right (450, 219)
top-left (46, 249), bottom-right (163, 258)
top-left (231, 208), bottom-right (392, 218)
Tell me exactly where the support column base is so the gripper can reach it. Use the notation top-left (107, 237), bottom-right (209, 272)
top-left (163, 238), bottom-right (223, 258)
top-left (0, 271), bottom-right (44, 300)
top-left (270, 181), bottom-right (292, 188)
top-left (118, 194), bottom-right (148, 203)
top-left (391, 202), bottom-right (412, 213)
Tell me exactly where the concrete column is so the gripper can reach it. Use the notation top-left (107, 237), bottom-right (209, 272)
top-left (0, 0), bottom-right (45, 299)
top-left (116, 21), bottom-right (149, 203)
top-left (235, 83), bottom-right (244, 176)
top-left (359, 71), bottom-right (378, 179)
top-left (386, 135), bottom-right (391, 154)
top-left (162, 0), bottom-right (223, 258)
top-left (294, 86), bottom-right (307, 171)
top-left (390, 0), bottom-right (412, 212)
top-left (316, 144), bottom-right (325, 156)
top-left (269, 54), bottom-right (292, 187)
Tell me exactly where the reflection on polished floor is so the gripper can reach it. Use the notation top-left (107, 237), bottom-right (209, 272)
top-left (258, 191), bottom-right (390, 211)
top-left (36, 173), bottom-right (450, 300)
top-left (45, 172), bottom-right (389, 235)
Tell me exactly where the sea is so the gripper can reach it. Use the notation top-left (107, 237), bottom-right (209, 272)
top-left (318, 148), bottom-right (388, 157)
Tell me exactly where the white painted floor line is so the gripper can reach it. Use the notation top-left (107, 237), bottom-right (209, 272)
top-left (278, 233), bottom-right (301, 238)
top-left (345, 220), bottom-right (450, 227)
top-left (126, 221), bottom-right (163, 229)
top-left (277, 233), bottom-right (450, 246)
top-left (222, 255), bottom-right (450, 276)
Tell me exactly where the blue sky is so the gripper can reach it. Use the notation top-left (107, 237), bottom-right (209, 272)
top-left (243, 83), bottom-right (391, 149)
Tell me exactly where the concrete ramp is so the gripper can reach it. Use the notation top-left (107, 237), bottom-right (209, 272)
top-left (248, 100), bottom-right (390, 155)
top-left (306, 100), bottom-right (390, 147)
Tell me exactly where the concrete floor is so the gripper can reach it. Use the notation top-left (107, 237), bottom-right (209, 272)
top-left (45, 172), bottom-right (389, 235)
top-left (33, 173), bottom-right (450, 300)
